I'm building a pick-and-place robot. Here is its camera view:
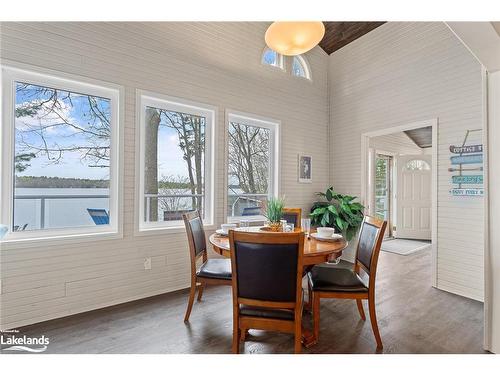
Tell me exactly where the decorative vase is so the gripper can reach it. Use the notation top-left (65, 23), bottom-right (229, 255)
top-left (268, 222), bottom-right (282, 232)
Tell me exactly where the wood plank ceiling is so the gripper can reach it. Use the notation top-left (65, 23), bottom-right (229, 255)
top-left (319, 22), bottom-right (386, 54)
top-left (404, 126), bottom-right (433, 148)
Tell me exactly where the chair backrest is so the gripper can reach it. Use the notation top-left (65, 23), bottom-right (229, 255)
top-left (182, 211), bottom-right (207, 263)
top-left (229, 231), bottom-right (304, 307)
top-left (354, 216), bottom-right (387, 280)
top-left (87, 209), bottom-right (110, 225)
top-left (281, 208), bottom-right (302, 228)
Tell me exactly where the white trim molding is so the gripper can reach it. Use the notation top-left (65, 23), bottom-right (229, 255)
top-left (486, 70), bottom-right (500, 353)
top-left (0, 63), bottom-right (123, 245)
top-left (135, 90), bottom-right (216, 233)
top-left (361, 118), bottom-right (439, 287)
top-left (225, 110), bottom-right (281, 222)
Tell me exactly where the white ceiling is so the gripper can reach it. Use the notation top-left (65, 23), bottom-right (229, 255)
top-left (493, 22), bottom-right (500, 37)
top-left (446, 22), bottom-right (500, 72)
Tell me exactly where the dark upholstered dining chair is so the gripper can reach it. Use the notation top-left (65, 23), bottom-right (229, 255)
top-left (281, 208), bottom-right (302, 228)
top-left (229, 230), bottom-right (305, 353)
top-left (182, 211), bottom-right (232, 322)
top-left (307, 216), bottom-right (387, 349)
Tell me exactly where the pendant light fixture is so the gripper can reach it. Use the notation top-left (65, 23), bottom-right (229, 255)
top-left (265, 21), bottom-right (325, 56)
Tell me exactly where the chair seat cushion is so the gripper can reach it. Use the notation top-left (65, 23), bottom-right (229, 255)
top-left (197, 259), bottom-right (232, 280)
top-left (308, 264), bottom-right (368, 293)
top-left (240, 306), bottom-right (294, 320)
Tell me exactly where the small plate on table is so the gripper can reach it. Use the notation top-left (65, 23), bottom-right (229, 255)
top-left (310, 232), bottom-right (343, 242)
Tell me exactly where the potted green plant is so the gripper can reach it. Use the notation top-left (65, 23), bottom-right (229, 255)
top-left (265, 196), bottom-right (285, 232)
top-left (310, 187), bottom-right (364, 240)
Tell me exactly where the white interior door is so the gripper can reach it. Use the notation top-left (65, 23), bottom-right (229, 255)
top-left (395, 155), bottom-right (432, 240)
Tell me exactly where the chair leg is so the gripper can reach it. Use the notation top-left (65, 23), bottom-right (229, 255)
top-left (356, 299), bottom-right (366, 321)
top-left (183, 279), bottom-right (197, 322)
top-left (304, 280), bottom-right (313, 311)
top-left (197, 282), bottom-right (204, 302)
top-left (240, 329), bottom-right (248, 342)
top-left (232, 326), bottom-right (241, 354)
top-left (312, 292), bottom-right (321, 344)
top-left (294, 318), bottom-right (302, 354)
top-left (368, 295), bottom-right (383, 350)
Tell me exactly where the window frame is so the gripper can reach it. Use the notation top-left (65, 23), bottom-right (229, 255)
top-left (136, 90), bottom-right (216, 233)
top-left (225, 110), bottom-right (280, 223)
top-left (0, 64), bottom-right (123, 244)
top-left (403, 159), bottom-right (431, 171)
top-left (292, 55), bottom-right (312, 81)
top-left (261, 47), bottom-right (285, 70)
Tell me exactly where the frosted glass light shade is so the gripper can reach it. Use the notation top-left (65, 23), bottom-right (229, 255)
top-left (265, 22), bottom-right (325, 56)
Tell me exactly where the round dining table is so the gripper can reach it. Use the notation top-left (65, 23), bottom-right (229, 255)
top-left (209, 227), bottom-right (348, 266)
top-left (209, 226), bottom-right (348, 348)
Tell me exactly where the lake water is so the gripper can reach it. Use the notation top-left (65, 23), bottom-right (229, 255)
top-left (13, 187), bottom-right (199, 231)
top-left (14, 188), bottom-right (109, 231)
top-left (12, 188), bottom-right (266, 231)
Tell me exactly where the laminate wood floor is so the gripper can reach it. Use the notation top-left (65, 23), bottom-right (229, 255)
top-left (6, 247), bottom-right (485, 354)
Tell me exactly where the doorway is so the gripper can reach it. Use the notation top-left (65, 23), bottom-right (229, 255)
top-left (395, 155), bottom-right (432, 240)
top-left (361, 119), bottom-right (438, 285)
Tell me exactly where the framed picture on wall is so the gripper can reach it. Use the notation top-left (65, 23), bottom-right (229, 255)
top-left (298, 154), bottom-right (312, 183)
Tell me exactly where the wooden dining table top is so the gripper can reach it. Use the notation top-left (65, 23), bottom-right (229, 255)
top-left (209, 227), bottom-right (348, 266)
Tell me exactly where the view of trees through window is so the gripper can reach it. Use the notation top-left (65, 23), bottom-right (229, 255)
top-left (375, 156), bottom-right (390, 221)
top-left (143, 106), bottom-right (205, 223)
top-left (11, 79), bottom-right (276, 231)
top-left (404, 159), bottom-right (430, 171)
top-left (14, 82), bottom-right (112, 231)
top-left (292, 56), bottom-right (309, 79)
top-left (227, 122), bottom-right (271, 218)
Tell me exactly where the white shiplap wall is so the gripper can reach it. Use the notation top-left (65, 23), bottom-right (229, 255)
top-left (329, 22), bottom-right (485, 301)
top-left (0, 22), bottom-right (329, 329)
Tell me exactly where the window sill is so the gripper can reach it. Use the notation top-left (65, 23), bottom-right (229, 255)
top-left (0, 230), bottom-right (123, 250)
top-left (135, 224), bottom-right (216, 237)
top-left (227, 216), bottom-right (266, 225)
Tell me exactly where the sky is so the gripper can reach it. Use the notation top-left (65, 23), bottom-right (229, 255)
top-left (15, 82), bottom-right (111, 180)
top-left (262, 49), bottom-right (277, 66)
top-left (157, 125), bottom-right (195, 179)
top-left (15, 82), bottom-right (200, 184)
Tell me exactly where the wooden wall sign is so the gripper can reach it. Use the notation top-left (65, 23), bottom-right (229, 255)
top-left (451, 175), bottom-right (483, 184)
top-left (449, 144), bottom-right (483, 154)
top-left (449, 129), bottom-right (483, 197)
top-left (450, 188), bottom-right (484, 196)
top-left (450, 154), bottom-right (483, 165)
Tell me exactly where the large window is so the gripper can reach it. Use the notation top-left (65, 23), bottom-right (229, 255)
top-left (138, 92), bottom-right (214, 230)
top-left (227, 112), bottom-right (279, 222)
top-left (0, 66), bottom-right (121, 241)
